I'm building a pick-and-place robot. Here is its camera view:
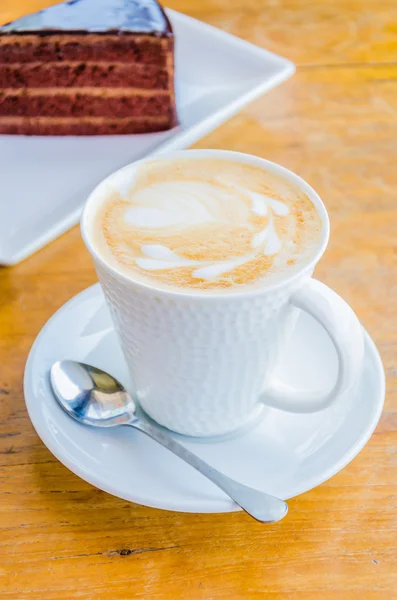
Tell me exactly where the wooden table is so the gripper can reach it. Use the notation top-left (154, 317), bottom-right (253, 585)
top-left (1, 1), bottom-right (396, 598)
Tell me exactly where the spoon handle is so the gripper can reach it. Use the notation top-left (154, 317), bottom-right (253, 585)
top-left (128, 419), bottom-right (287, 523)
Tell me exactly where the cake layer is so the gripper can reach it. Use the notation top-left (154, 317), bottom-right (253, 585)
top-left (0, 115), bottom-right (174, 135)
top-left (0, 88), bottom-right (173, 118)
top-left (0, 62), bottom-right (171, 89)
top-left (0, 35), bottom-right (171, 65)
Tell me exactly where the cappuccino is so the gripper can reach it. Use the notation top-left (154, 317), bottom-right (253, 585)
top-left (90, 157), bottom-right (322, 291)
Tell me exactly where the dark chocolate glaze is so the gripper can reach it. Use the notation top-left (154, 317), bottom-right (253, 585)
top-left (0, 0), bottom-right (172, 36)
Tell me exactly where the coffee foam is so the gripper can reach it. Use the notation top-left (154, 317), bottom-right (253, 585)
top-left (91, 158), bottom-right (322, 291)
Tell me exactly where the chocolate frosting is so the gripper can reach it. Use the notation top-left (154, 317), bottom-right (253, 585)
top-left (0, 0), bottom-right (171, 35)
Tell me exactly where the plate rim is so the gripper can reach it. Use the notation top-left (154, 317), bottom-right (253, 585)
top-left (24, 283), bottom-right (385, 513)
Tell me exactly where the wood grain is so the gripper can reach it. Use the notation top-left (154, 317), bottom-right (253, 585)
top-left (0, 0), bottom-right (396, 598)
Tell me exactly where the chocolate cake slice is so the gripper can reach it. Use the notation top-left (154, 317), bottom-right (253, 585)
top-left (0, 0), bottom-right (177, 135)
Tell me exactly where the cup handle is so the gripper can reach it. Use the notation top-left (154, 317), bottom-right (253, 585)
top-left (261, 278), bottom-right (365, 413)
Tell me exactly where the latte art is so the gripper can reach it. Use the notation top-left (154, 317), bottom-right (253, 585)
top-left (92, 158), bottom-right (322, 291)
top-left (126, 180), bottom-right (289, 279)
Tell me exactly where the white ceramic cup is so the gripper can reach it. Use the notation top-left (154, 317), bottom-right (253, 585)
top-left (81, 149), bottom-right (364, 437)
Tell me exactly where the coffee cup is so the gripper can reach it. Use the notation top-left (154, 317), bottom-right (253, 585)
top-left (81, 149), bottom-right (364, 437)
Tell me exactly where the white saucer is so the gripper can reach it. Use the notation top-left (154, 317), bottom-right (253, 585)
top-left (24, 284), bottom-right (384, 513)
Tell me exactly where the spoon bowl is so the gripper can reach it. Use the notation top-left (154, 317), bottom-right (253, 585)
top-left (51, 360), bottom-right (135, 426)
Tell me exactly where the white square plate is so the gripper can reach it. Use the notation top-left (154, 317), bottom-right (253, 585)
top-left (0, 9), bottom-right (294, 265)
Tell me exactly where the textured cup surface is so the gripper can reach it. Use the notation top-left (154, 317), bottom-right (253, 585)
top-left (95, 261), bottom-right (304, 435)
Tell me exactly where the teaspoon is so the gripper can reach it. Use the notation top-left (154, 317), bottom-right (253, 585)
top-left (50, 360), bottom-right (288, 523)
